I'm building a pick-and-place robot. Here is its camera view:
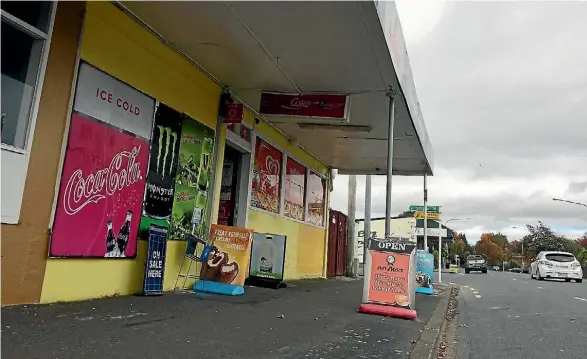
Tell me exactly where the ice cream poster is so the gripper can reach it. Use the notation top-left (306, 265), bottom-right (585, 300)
top-left (200, 224), bottom-right (253, 286)
top-left (50, 113), bottom-right (149, 258)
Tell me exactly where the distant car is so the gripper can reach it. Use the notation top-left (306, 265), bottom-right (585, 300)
top-left (509, 267), bottom-right (521, 273)
top-left (530, 251), bottom-right (583, 283)
top-left (449, 264), bottom-right (459, 273)
top-left (521, 265), bottom-right (530, 274)
top-left (465, 255), bottom-right (488, 274)
top-left (493, 265), bottom-right (500, 271)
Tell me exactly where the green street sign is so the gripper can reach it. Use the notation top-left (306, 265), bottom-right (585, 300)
top-left (409, 205), bottom-right (441, 213)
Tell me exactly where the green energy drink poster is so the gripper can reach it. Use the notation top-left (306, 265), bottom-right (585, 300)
top-left (169, 116), bottom-right (215, 240)
top-left (139, 103), bottom-right (182, 240)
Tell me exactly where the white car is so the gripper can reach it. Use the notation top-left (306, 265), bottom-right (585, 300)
top-left (530, 251), bottom-right (583, 283)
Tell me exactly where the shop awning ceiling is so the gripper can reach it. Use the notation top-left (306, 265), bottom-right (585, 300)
top-left (119, 1), bottom-right (434, 176)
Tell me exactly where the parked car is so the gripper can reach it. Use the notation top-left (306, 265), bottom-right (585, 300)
top-left (521, 265), bottom-right (530, 274)
top-left (530, 251), bottom-right (583, 283)
top-left (492, 265), bottom-right (500, 271)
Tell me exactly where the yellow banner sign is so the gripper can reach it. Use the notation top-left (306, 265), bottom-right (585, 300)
top-left (414, 211), bottom-right (440, 220)
top-left (200, 224), bottom-right (253, 286)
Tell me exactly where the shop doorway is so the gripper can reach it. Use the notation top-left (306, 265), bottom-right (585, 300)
top-left (327, 209), bottom-right (348, 277)
top-left (217, 142), bottom-right (252, 228)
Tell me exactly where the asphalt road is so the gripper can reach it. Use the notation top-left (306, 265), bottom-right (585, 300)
top-left (446, 270), bottom-right (587, 359)
top-left (2, 279), bottom-right (440, 359)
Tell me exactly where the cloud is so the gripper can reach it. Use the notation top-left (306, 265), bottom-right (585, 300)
top-left (330, 2), bottom-right (587, 242)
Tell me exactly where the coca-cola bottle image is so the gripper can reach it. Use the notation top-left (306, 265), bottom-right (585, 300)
top-left (116, 210), bottom-right (133, 257)
top-left (105, 221), bottom-right (116, 255)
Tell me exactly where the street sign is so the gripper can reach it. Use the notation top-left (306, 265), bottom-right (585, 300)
top-left (415, 227), bottom-right (447, 237)
top-left (409, 205), bottom-right (441, 213)
top-left (414, 211), bottom-right (440, 220)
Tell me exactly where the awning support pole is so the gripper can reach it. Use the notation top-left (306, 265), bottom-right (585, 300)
top-left (384, 94), bottom-right (396, 238)
top-left (346, 175), bottom-right (357, 277)
top-left (424, 173), bottom-right (428, 251)
top-left (364, 175), bottom-right (372, 262)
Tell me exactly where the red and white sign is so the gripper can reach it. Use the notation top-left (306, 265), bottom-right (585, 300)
top-left (50, 114), bottom-right (149, 258)
top-left (259, 92), bottom-right (349, 120)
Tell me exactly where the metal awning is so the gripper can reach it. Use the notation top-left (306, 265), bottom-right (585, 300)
top-left (118, 0), bottom-right (434, 176)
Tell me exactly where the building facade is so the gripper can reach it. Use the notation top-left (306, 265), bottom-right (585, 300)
top-left (1, 2), bottom-right (330, 305)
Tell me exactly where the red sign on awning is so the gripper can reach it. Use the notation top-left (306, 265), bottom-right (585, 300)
top-left (259, 92), bottom-right (348, 120)
top-left (219, 92), bottom-right (244, 124)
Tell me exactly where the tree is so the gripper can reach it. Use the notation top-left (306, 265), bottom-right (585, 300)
top-left (475, 236), bottom-right (505, 265)
top-left (522, 221), bottom-right (566, 258)
top-left (577, 249), bottom-right (587, 266)
top-left (579, 233), bottom-right (587, 249)
top-left (480, 232), bottom-right (508, 248)
top-left (449, 238), bottom-right (466, 262)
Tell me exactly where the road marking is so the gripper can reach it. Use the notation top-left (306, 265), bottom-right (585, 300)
top-left (512, 278), bottom-right (517, 281)
top-left (469, 287), bottom-right (476, 291)
top-left (537, 286), bottom-right (544, 289)
top-left (574, 297), bottom-right (587, 302)
top-left (474, 294), bottom-right (482, 298)
top-left (463, 285), bottom-right (470, 289)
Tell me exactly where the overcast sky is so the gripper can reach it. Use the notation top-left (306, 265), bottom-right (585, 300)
top-left (330, 0), bottom-right (587, 243)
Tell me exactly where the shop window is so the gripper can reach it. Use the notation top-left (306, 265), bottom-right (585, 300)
top-left (284, 157), bottom-right (306, 221)
top-left (307, 172), bottom-right (326, 227)
top-left (251, 138), bottom-right (282, 214)
top-left (1, 1), bottom-right (52, 149)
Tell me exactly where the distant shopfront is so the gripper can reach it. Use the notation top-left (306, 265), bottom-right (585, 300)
top-left (1, 2), bottom-right (330, 305)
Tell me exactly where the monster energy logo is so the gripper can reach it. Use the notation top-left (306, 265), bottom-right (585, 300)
top-left (155, 125), bottom-right (178, 176)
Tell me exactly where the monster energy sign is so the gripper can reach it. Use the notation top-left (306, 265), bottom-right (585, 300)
top-left (143, 103), bottom-right (183, 220)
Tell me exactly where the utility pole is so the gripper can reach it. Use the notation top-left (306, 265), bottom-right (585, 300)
top-left (346, 175), bottom-right (357, 276)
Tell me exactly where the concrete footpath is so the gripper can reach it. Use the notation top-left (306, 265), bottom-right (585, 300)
top-left (2, 278), bottom-right (447, 359)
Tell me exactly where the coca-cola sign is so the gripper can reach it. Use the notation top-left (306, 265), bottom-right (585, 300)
top-left (259, 92), bottom-right (349, 120)
top-left (50, 113), bottom-right (149, 258)
top-left (63, 146), bottom-right (142, 215)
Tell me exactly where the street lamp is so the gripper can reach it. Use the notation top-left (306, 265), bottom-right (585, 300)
top-left (552, 197), bottom-right (587, 208)
top-left (438, 217), bottom-right (470, 283)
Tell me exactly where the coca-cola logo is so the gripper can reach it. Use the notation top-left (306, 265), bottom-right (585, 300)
top-left (281, 97), bottom-right (344, 111)
top-left (63, 146), bottom-right (143, 215)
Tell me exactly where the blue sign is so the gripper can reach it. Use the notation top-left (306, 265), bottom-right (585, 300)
top-left (142, 224), bottom-right (168, 295)
top-left (415, 250), bottom-right (434, 295)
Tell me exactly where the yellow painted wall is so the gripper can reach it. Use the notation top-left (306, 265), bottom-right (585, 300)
top-left (41, 2), bottom-right (223, 303)
top-left (41, 2), bottom-right (329, 303)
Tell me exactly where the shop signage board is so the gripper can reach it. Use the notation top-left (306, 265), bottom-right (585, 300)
top-left (50, 63), bottom-right (154, 258)
top-left (74, 62), bottom-right (155, 140)
top-left (415, 250), bottom-right (434, 295)
top-left (142, 224), bottom-right (168, 295)
top-left (409, 205), bottom-right (441, 213)
top-left (139, 103), bottom-right (183, 240)
top-left (414, 227), bottom-right (447, 237)
top-left (218, 92), bottom-right (244, 124)
top-left (247, 232), bottom-right (287, 288)
top-left (199, 224), bottom-right (253, 287)
top-left (259, 92), bottom-right (350, 121)
top-left (169, 116), bottom-right (215, 240)
top-left (413, 211), bottom-right (440, 220)
top-left (359, 237), bottom-right (417, 319)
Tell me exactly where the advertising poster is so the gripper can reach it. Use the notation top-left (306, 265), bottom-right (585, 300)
top-left (307, 172), bottom-right (325, 226)
top-left (169, 116), bottom-right (215, 240)
top-left (249, 233), bottom-right (286, 280)
top-left (366, 238), bottom-right (416, 308)
top-left (415, 250), bottom-right (434, 294)
top-left (139, 103), bottom-right (183, 240)
top-left (200, 224), bottom-right (253, 286)
top-left (284, 158), bottom-right (305, 221)
top-left (142, 224), bottom-right (168, 295)
top-left (50, 113), bottom-right (149, 258)
top-left (251, 138), bottom-right (282, 214)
